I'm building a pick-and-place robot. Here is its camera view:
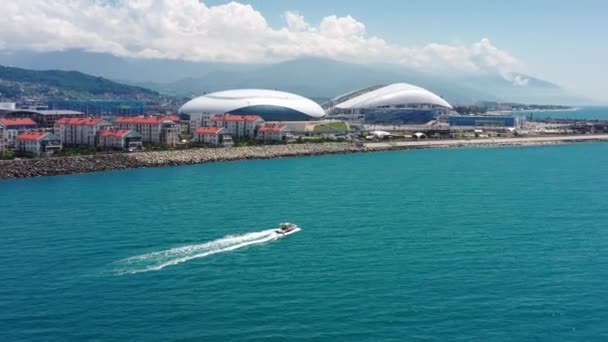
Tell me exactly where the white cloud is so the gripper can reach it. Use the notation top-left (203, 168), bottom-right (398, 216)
top-left (0, 0), bottom-right (523, 76)
top-left (511, 74), bottom-right (531, 87)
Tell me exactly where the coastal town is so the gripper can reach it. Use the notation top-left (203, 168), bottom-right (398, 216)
top-left (1, 82), bottom-right (608, 180)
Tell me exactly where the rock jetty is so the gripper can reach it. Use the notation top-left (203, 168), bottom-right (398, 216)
top-left (2, 135), bottom-right (608, 180)
top-left (0, 143), bottom-right (361, 180)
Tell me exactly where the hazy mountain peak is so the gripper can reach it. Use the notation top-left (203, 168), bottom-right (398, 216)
top-left (0, 51), bottom-right (590, 105)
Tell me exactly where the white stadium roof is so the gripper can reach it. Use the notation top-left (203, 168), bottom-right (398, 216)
top-left (179, 89), bottom-right (325, 119)
top-left (330, 83), bottom-right (452, 110)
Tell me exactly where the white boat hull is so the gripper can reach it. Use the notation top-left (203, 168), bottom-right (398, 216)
top-left (276, 227), bottom-right (301, 237)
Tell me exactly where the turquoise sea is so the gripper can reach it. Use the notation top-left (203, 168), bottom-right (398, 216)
top-left (1, 143), bottom-right (608, 341)
top-left (513, 106), bottom-right (608, 120)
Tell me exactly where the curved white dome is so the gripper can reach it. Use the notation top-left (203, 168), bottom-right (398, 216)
top-left (332, 83), bottom-right (452, 110)
top-left (179, 89), bottom-right (325, 120)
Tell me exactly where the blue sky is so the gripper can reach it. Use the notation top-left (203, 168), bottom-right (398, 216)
top-left (2, 0), bottom-right (606, 100)
top-left (205, 0), bottom-right (607, 99)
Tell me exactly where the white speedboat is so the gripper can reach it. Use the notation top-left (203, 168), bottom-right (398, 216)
top-left (275, 222), bottom-right (299, 236)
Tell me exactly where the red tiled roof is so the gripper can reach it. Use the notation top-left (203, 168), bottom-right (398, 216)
top-left (55, 117), bottom-right (105, 126)
top-left (165, 114), bottom-right (180, 123)
top-left (258, 124), bottom-right (287, 132)
top-left (115, 116), bottom-right (175, 125)
top-left (0, 118), bottom-right (38, 127)
top-left (211, 114), bottom-right (261, 122)
top-left (16, 131), bottom-right (48, 141)
top-left (211, 114), bottom-right (233, 121)
top-left (242, 115), bottom-right (262, 122)
top-left (196, 127), bottom-right (223, 135)
top-left (100, 129), bottom-right (131, 138)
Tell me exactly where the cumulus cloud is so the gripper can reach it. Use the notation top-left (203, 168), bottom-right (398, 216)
top-left (0, 0), bottom-right (523, 77)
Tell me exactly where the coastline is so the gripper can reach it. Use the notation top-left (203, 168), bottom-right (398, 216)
top-left (496, 107), bottom-right (580, 114)
top-left (2, 135), bottom-right (608, 180)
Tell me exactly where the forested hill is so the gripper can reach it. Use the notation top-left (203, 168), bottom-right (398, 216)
top-left (0, 65), bottom-right (161, 100)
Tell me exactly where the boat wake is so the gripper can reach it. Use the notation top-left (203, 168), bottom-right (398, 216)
top-left (113, 227), bottom-right (300, 274)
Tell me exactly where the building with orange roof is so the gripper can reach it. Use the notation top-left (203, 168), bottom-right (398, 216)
top-left (194, 126), bottom-right (230, 146)
top-left (4, 109), bottom-right (85, 128)
top-left (0, 117), bottom-right (39, 148)
top-left (209, 114), bottom-right (263, 140)
top-left (256, 123), bottom-right (292, 143)
top-left (15, 131), bottom-right (62, 157)
top-left (98, 129), bottom-right (143, 151)
top-left (114, 115), bottom-right (180, 146)
top-left (54, 117), bottom-right (112, 147)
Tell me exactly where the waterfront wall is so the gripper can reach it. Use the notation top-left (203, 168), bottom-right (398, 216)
top-left (2, 135), bottom-right (608, 180)
top-left (0, 143), bottom-right (361, 180)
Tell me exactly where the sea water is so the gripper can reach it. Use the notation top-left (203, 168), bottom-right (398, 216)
top-left (512, 106), bottom-right (608, 120)
top-left (1, 143), bottom-right (607, 341)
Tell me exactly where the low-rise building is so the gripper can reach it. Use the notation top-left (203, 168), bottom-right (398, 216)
top-left (99, 129), bottom-right (143, 151)
top-left (114, 115), bottom-right (181, 146)
top-left (211, 114), bottom-right (263, 140)
top-left (448, 115), bottom-right (516, 128)
top-left (256, 123), bottom-right (292, 143)
top-left (15, 131), bottom-right (62, 157)
top-left (4, 110), bottom-right (85, 128)
top-left (54, 118), bottom-right (112, 147)
top-left (189, 113), bottom-right (209, 135)
top-left (0, 118), bottom-right (39, 148)
top-left (195, 127), bottom-right (225, 146)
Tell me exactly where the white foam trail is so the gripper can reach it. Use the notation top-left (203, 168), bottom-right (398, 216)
top-left (115, 228), bottom-right (299, 274)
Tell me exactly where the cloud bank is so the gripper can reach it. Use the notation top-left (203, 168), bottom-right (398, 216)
top-left (1, 0), bottom-right (523, 79)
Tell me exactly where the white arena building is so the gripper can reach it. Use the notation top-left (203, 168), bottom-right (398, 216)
top-left (324, 83), bottom-right (453, 124)
top-left (179, 89), bottom-right (325, 121)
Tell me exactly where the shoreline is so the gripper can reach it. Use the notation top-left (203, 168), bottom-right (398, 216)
top-left (496, 107), bottom-right (580, 114)
top-left (2, 135), bottom-right (608, 180)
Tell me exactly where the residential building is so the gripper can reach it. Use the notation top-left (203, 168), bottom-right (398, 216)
top-left (15, 132), bottom-right (62, 157)
top-left (4, 110), bottom-right (85, 128)
top-left (54, 118), bottom-right (112, 147)
top-left (195, 127), bottom-right (225, 146)
top-left (256, 123), bottom-right (292, 143)
top-left (0, 118), bottom-right (39, 148)
top-left (114, 115), bottom-right (181, 146)
top-left (211, 114), bottom-right (263, 140)
top-left (99, 129), bottom-right (143, 150)
top-left (189, 113), bottom-right (215, 135)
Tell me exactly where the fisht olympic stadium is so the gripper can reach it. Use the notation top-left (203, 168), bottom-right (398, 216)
top-left (323, 83), bottom-right (453, 124)
top-left (179, 89), bottom-right (325, 121)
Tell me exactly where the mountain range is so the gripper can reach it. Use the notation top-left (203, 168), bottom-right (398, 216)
top-left (0, 50), bottom-right (591, 105)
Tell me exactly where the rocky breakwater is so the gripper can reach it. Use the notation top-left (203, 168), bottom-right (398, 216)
top-left (129, 143), bottom-right (361, 168)
top-left (0, 143), bottom-right (361, 180)
top-left (0, 154), bottom-right (144, 180)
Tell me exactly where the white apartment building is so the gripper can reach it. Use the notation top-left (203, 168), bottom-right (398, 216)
top-left (114, 116), bottom-right (180, 146)
top-left (98, 129), bottom-right (143, 150)
top-left (15, 132), bottom-right (62, 157)
top-left (0, 118), bottom-right (39, 148)
top-left (54, 118), bottom-right (112, 147)
top-left (195, 127), bottom-right (225, 146)
top-left (256, 123), bottom-right (292, 142)
top-left (189, 113), bottom-right (216, 135)
top-left (210, 114), bottom-right (263, 140)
